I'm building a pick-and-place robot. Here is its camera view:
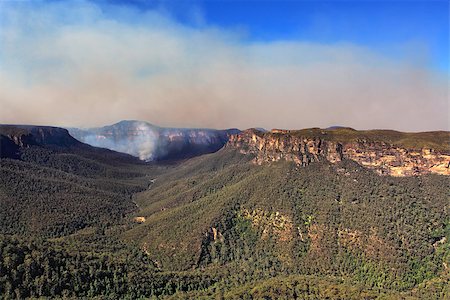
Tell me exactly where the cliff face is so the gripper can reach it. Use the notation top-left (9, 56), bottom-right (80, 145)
top-left (0, 125), bottom-right (82, 158)
top-left (227, 129), bottom-right (450, 177)
top-left (69, 120), bottom-right (240, 161)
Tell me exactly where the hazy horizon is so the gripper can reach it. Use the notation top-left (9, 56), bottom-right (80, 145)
top-left (3, 118), bottom-right (450, 134)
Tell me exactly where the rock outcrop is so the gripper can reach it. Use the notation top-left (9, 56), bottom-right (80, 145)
top-left (0, 125), bottom-right (82, 158)
top-left (227, 128), bottom-right (450, 176)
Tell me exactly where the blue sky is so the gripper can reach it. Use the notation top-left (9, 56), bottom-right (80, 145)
top-left (107, 0), bottom-right (449, 73)
top-left (0, 0), bottom-right (448, 130)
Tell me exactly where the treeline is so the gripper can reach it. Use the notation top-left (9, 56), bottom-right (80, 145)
top-left (0, 234), bottom-right (216, 299)
top-left (1, 232), bottom-right (447, 299)
top-left (0, 145), bottom-right (152, 238)
top-left (129, 150), bottom-right (449, 296)
top-left (20, 147), bottom-right (144, 179)
top-left (197, 159), bottom-right (449, 292)
top-left (1, 144), bottom-right (448, 299)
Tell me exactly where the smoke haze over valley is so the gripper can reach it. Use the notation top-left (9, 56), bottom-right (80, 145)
top-left (1, 1), bottom-right (450, 298)
top-left (68, 120), bottom-right (238, 161)
top-left (0, 0), bottom-right (448, 131)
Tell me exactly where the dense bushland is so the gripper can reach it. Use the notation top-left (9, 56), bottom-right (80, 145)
top-left (0, 143), bottom-right (448, 299)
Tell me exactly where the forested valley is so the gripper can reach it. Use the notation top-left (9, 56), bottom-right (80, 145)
top-left (0, 127), bottom-right (448, 299)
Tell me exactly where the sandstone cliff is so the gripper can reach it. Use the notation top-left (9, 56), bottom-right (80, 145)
top-left (227, 128), bottom-right (450, 176)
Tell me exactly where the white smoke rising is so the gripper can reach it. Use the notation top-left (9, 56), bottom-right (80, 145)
top-left (69, 120), bottom-right (231, 161)
top-left (77, 121), bottom-right (159, 161)
top-left (135, 123), bottom-right (158, 161)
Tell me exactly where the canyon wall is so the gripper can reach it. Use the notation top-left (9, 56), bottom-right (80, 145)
top-left (0, 125), bottom-right (83, 158)
top-left (227, 129), bottom-right (450, 176)
top-left (69, 120), bottom-right (240, 161)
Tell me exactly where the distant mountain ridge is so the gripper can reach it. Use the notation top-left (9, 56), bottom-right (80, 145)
top-left (0, 125), bottom-right (82, 159)
top-left (0, 124), bottom-right (141, 164)
top-left (68, 120), bottom-right (240, 161)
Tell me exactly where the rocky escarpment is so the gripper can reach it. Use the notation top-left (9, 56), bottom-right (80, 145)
top-left (0, 124), bottom-right (142, 165)
top-left (227, 128), bottom-right (450, 176)
top-left (69, 120), bottom-right (240, 161)
top-left (0, 125), bottom-right (82, 158)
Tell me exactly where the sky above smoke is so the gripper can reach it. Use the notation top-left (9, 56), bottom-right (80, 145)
top-left (0, 1), bottom-right (448, 131)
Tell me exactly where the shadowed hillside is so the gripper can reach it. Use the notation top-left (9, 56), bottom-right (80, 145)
top-left (0, 125), bottom-right (158, 237)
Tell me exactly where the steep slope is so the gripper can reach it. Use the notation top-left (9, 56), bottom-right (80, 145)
top-left (68, 120), bottom-right (240, 161)
top-left (227, 128), bottom-right (450, 176)
top-left (0, 125), bottom-right (79, 159)
top-left (0, 134), bottom-right (20, 159)
top-left (124, 146), bottom-right (449, 296)
top-left (0, 124), bottom-right (143, 165)
top-left (0, 124), bottom-right (155, 237)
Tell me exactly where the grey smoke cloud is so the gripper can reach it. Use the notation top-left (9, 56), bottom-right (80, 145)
top-left (0, 1), bottom-right (448, 132)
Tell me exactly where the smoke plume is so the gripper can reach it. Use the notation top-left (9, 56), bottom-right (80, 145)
top-left (69, 120), bottom-right (234, 161)
top-left (79, 122), bottom-right (159, 160)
